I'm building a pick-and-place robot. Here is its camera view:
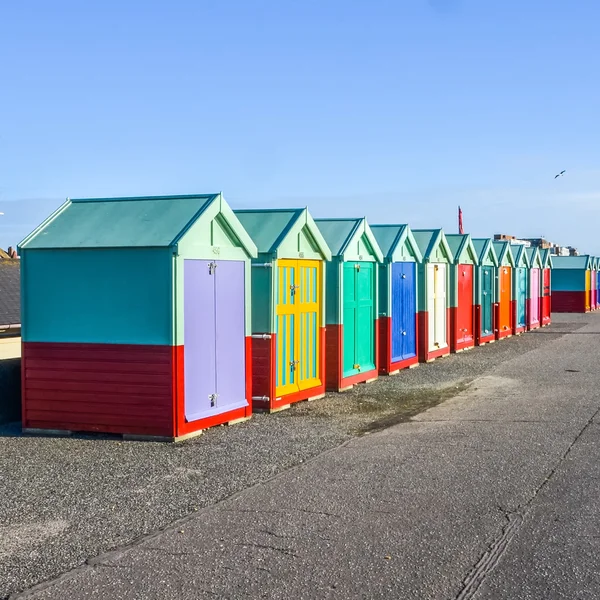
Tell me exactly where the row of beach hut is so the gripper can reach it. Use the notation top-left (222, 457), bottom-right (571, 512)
top-left (550, 255), bottom-right (600, 313)
top-left (18, 194), bottom-right (553, 441)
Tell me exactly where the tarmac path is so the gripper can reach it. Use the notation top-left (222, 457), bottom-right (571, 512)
top-left (8, 314), bottom-right (600, 599)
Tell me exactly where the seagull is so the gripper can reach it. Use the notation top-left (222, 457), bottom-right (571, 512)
top-left (555, 170), bottom-right (566, 179)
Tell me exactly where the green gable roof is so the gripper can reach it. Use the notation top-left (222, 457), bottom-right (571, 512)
top-left (412, 229), bottom-right (453, 262)
top-left (472, 238), bottom-right (499, 267)
top-left (445, 234), bottom-right (479, 265)
top-left (19, 193), bottom-right (257, 257)
top-left (371, 224), bottom-right (422, 263)
top-left (492, 241), bottom-right (515, 267)
top-left (540, 248), bottom-right (553, 268)
top-left (511, 244), bottom-right (531, 268)
top-left (235, 208), bottom-right (331, 260)
top-left (552, 255), bottom-right (592, 270)
top-left (526, 247), bottom-right (543, 269)
top-left (315, 218), bottom-right (383, 262)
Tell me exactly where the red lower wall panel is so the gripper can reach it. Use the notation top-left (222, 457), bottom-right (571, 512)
top-left (450, 305), bottom-right (475, 353)
top-left (325, 325), bottom-right (342, 391)
top-left (541, 296), bottom-right (552, 326)
top-left (252, 329), bottom-right (326, 411)
top-left (326, 322), bottom-right (379, 391)
top-left (173, 338), bottom-right (253, 439)
top-left (22, 342), bottom-right (176, 437)
top-left (552, 291), bottom-right (588, 313)
top-left (378, 316), bottom-right (419, 374)
top-left (418, 309), bottom-right (451, 362)
top-left (474, 305), bottom-right (495, 346)
top-left (23, 340), bottom-right (254, 439)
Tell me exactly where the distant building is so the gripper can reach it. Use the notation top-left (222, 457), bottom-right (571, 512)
top-left (495, 235), bottom-right (578, 257)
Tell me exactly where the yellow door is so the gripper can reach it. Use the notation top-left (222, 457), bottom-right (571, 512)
top-left (586, 270), bottom-right (591, 311)
top-left (275, 259), bottom-right (322, 397)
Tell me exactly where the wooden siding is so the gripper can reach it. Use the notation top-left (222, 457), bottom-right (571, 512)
top-left (552, 291), bottom-right (588, 313)
top-left (22, 342), bottom-right (175, 437)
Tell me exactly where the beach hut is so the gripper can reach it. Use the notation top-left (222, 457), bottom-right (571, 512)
top-left (472, 238), bottom-right (499, 346)
top-left (540, 249), bottom-right (553, 326)
top-left (592, 257), bottom-right (598, 311)
top-left (492, 241), bottom-right (516, 340)
top-left (371, 224), bottom-right (422, 375)
top-left (19, 193), bottom-right (258, 441)
top-left (511, 244), bottom-right (530, 335)
top-left (234, 208), bottom-right (331, 412)
top-left (314, 218), bottom-right (383, 392)
top-left (526, 246), bottom-right (543, 331)
top-left (551, 255), bottom-right (593, 313)
top-left (597, 259), bottom-right (600, 313)
top-left (446, 234), bottom-right (479, 353)
top-left (412, 230), bottom-right (453, 362)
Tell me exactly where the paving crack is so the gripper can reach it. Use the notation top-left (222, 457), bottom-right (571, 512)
top-left (453, 403), bottom-right (600, 599)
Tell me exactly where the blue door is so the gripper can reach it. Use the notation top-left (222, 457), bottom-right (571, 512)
top-left (516, 268), bottom-right (527, 328)
top-left (391, 262), bottom-right (417, 363)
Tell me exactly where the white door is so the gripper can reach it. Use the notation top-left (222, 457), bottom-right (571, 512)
top-left (434, 264), bottom-right (447, 349)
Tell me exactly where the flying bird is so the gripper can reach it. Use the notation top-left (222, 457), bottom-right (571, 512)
top-left (555, 170), bottom-right (566, 179)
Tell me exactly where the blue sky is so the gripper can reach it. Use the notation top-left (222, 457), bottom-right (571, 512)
top-left (1, 0), bottom-right (600, 251)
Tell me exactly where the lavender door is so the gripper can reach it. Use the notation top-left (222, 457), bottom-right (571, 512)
top-left (184, 260), bottom-right (216, 421)
top-left (215, 261), bottom-right (248, 412)
top-left (184, 259), bottom-right (248, 421)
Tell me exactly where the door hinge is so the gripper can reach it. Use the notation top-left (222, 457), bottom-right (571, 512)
top-left (208, 262), bottom-right (218, 275)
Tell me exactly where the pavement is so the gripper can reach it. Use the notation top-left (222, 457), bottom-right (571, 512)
top-left (4, 313), bottom-right (600, 599)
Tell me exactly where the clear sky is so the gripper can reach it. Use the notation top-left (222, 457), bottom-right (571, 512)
top-left (1, 0), bottom-right (600, 252)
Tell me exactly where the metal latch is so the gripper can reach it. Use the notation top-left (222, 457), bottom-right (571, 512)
top-left (290, 360), bottom-right (300, 371)
top-left (208, 393), bottom-right (218, 407)
top-left (355, 264), bottom-right (361, 272)
top-left (353, 364), bottom-right (361, 371)
top-left (208, 262), bottom-right (218, 275)
top-left (290, 284), bottom-right (300, 296)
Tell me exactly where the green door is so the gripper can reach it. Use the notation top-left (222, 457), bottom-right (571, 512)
top-left (481, 266), bottom-right (493, 336)
top-left (343, 262), bottom-right (375, 377)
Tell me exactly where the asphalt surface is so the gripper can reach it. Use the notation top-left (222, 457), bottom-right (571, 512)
top-left (2, 314), bottom-right (597, 599)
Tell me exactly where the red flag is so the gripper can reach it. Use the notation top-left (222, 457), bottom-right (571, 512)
top-left (458, 206), bottom-right (464, 234)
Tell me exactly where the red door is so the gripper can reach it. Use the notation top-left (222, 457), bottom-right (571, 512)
top-left (541, 268), bottom-right (551, 325)
top-left (457, 264), bottom-right (474, 346)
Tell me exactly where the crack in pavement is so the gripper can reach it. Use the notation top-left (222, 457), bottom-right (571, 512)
top-left (453, 403), bottom-right (600, 600)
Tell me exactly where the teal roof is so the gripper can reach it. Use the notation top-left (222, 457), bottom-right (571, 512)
top-left (551, 255), bottom-right (592, 270)
top-left (511, 244), bottom-right (531, 268)
top-left (412, 229), bottom-right (453, 262)
top-left (492, 241), bottom-right (515, 266)
top-left (371, 225), bottom-right (406, 257)
top-left (472, 238), bottom-right (499, 266)
top-left (445, 234), bottom-right (478, 265)
top-left (234, 208), bottom-right (331, 260)
top-left (234, 209), bottom-right (303, 254)
top-left (540, 248), bottom-right (553, 268)
top-left (314, 219), bottom-right (361, 256)
top-left (526, 247), bottom-right (542, 268)
top-left (315, 218), bottom-right (384, 262)
top-left (371, 224), bottom-right (423, 263)
top-left (412, 229), bottom-right (438, 257)
top-left (20, 194), bottom-right (221, 249)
